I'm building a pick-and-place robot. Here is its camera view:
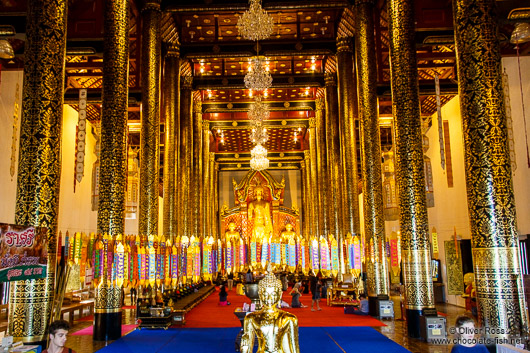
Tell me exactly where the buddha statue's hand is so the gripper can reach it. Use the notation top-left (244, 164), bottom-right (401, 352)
top-left (240, 332), bottom-right (252, 353)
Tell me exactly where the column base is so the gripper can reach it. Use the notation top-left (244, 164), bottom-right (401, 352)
top-left (93, 311), bottom-right (122, 341)
top-left (406, 309), bottom-right (422, 338)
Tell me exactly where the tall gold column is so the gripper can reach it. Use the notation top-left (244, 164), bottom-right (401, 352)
top-left (303, 151), bottom-right (315, 238)
top-left (178, 76), bottom-right (193, 237)
top-left (454, 0), bottom-right (527, 338)
top-left (300, 162), bottom-right (309, 240)
top-left (162, 44), bottom-right (180, 239)
top-left (315, 99), bottom-right (329, 236)
top-left (94, 0), bottom-right (130, 341)
top-left (209, 152), bottom-right (216, 239)
top-left (356, 0), bottom-right (388, 298)
top-left (192, 100), bottom-right (203, 237)
top-left (325, 72), bottom-right (345, 274)
top-left (336, 37), bottom-right (360, 238)
top-left (202, 122), bottom-right (211, 237)
top-left (10, 0), bottom-right (66, 342)
top-left (139, 0), bottom-right (161, 237)
top-left (308, 119), bottom-right (320, 237)
top-left (387, 0), bottom-right (434, 337)
top-left (213, 161), bottom-right (220, 239)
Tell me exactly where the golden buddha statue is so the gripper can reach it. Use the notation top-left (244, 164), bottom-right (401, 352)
top-left (248, 185), bottom-right (273, 242)
top-left (280, 223), bottom-right (296, 243)
top-left (225, 222), bottom-right (240, 243)
top-left (240, 264), bottom-right (300, 353)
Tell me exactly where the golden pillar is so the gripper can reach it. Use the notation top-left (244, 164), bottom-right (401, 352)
top-left (308, 119), bottom-right (320, 237)
top-left (202, 121), bottom-right (211, 237)
top-left (193, 100), bottom-right (203, 237)
top-left (162, 44), bottom-right (180, 239)
top-left (303, 151), bottom-right (315, 238)
top-left (300, 162), bottom-right (309, 240)
top-left (139, 0), bottom-right (161, 237)
top-left (325, 72), bottom-right (346, 275)
top-left (179, 76), bottom-right (193, 237)
top-left (336, 37), bottom-right (360, 237)
top-left (387, 0), bottom-right (434, 337)
top-left (10, 0), bottom-right (66, 342)
top-left (214, 161), bottom-right (220, 239)
top-left (209, 152), bottom-right (216, 239)
top-left (94, 0), bottom-right (130, 340)
top-left (315, 98), bottom-right (329, 236)
top-left (454, 0), bottom-right (528, 338)
top-left (356, 0), bottom-right (388, 297)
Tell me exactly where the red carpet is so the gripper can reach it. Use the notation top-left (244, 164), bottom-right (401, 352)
top-left (183, 286), bottom-right (385, 328)
top-left (71, 324), bottom-right (137, 336)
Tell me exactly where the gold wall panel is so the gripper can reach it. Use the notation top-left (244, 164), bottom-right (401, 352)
top-left (454, 0), bottom-right (527, 337)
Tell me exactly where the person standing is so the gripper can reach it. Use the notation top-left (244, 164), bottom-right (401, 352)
top-left (227, 272), bottom-right (234, 291)
top-left (43, 320), bottom-right (76, 353)
top-left (310, 272), bottom-right (322, 311)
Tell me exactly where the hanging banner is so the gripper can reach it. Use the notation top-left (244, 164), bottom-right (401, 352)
top-left (0, 224), bottom-right (48, 282)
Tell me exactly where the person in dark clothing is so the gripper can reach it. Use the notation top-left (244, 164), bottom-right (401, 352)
top-left (219, 285), bottom-right (230, 305)
top-left (310, 272), bottom-right (321, 311)
top-left (227, 272), bottom-right (234, 291)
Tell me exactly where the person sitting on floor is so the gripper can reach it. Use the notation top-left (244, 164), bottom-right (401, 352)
top-left (289, 283), bottom-right (306, 308)
top-left (345, 294), bottom-right (369, 315)
top-left (219, 285), bottom-right (231, 306)
top-left (43, 320), bottom-right (76, 353)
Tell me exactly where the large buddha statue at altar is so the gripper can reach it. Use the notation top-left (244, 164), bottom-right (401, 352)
top-left (248, 185), bottom-right (273, 242)
top-left (240, 264), bottom-right (300, 353)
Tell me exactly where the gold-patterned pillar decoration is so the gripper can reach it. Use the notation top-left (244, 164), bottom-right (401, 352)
top-left (202, 121), bottom-right (211, 237)
top-left (454, 0), bottom-right (528, 338)
top-left (307, 124), bottom-right (319, 238)
top-left (214, 161), bottom-right (220, 239)
top-left (179, 76), bottom-right (193, 237)
top-left (300, 162), bottom-right (308, 240)
top-left (162, 44), bottom-right (180, 240)
top-left (325, 72), bottom-right (345, 275)
top-left (324, 73), bottom-right (341, 240)
top-left (10, 0), bottom-right (67, 342)
top-left (94, 0), bottom-right (129, 340)
top-left (336, 37), bottom-right (360, 238)
top-left (356, 0), bottom-right (388, 297)
top-left (303, 150), bottom-right (315, 239)
top-left (315, 98), bottom-right (329, 237)
top-left (139, 0), bottom-right (161, 237)
top-left (387, 0), bottom-right (434, 337)
top-left (208, 152), bottom-right (213, 241)
top-left (193, 100), bottom-right (203, 237)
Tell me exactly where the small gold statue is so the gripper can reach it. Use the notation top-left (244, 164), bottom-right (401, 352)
top-left (240, 264), bottom-right (300, 353)
top-left (225, 222), bottom-right (241, 243)
top-left (248, 185), bottom-right (273, 242)
top-left (280, 223), bottom-right (297, 243)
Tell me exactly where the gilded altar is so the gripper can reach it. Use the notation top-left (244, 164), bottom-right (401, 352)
top-left (220, 170), bottom-right (300, 270)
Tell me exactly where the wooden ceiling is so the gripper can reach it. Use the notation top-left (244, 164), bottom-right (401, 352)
top-left (0, 0), bottom-right (529, 172)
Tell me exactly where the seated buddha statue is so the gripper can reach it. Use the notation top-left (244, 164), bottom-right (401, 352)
top-left (280, 223), bottom-right (297, 243)
top-left (225, 222), bottom-right (240, 243)
top-left (240, 264), bottom-right (300, 353)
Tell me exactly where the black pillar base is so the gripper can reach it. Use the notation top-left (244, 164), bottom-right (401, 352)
top-left (406, 309), bottom-right (422, 338)
top-left (93, 311), bottom-right (122, 341)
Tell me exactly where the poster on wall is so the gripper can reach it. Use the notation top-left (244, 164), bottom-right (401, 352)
top-left (444, 240), bottom-right (464, 295)
top-left (0, 223), bottom-right (48, 282)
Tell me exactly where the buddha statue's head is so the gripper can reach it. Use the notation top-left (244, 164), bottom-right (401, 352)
top-left (285, 223), bottom-right (293, 232)
top-left (254, 186), bottom-right (264, 201)
top-left (258, 264), bottom-right (282, 307)
top-left (228, 222), bottom-right (236, 231)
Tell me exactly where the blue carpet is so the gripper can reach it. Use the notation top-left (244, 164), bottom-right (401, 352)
top-left (97, 327), bottom-right (410, 353)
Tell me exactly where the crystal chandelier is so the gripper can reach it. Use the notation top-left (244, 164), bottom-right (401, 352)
top-left (237, 0), bottom-right (274, 41)
top-left (250, 143), bottom-right (269, 171)
top-left (250, 123), bottom-right (268, 145)
top-left (245, 57), bottom-right (273, 91)
top-left (248, 95), bottom-right (270, 122)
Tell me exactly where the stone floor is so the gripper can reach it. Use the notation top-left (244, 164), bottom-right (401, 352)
top-left (65, 295), bottom-right (466, 353)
